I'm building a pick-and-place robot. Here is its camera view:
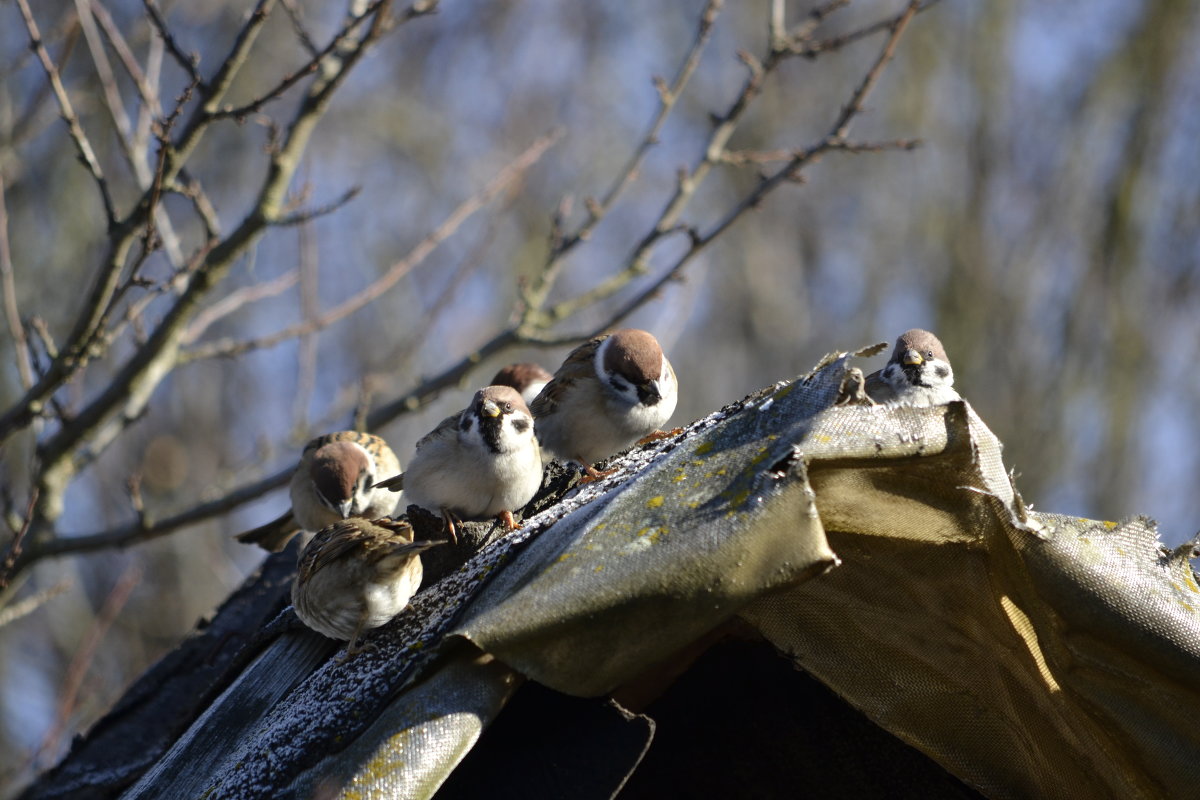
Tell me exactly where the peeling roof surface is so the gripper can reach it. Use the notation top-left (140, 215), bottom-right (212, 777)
top-left (27, 346), bottom-right (1200, 800)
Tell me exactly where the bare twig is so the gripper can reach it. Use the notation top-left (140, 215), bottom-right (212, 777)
top-left (829, 137), bottom-right (923, 153)
top-left (769, 0), bottom-right (786, 50)
top-left (28, 318), bottom-right (59, 360)
top-left (280, 0), bottom-right (320, 56)
top-left (12, 466), bottom-right (293, 571)
top-left (589, 0), bottom-right (927, 334)
top-left (721, 137), bottom-right (922, 165)
top-left (5, 0), bottom-right (435, 578)
top-left (794, 0), bottom-right (938, 58)
top-left (523, 0), bottom-right (724, 314)
top-left (182, 271), bottom-right (300, 346)
top-left (0, 0), bottom-right (422, 445)
top-left (293, 210), bottom-right (320, 430)
top-left (141, 0), bottom-right (202, 85)
top-left (76, 0), bottom-right (184, 265)
top-left (532, 0), bottom-right (925, 330)
top-left (385, 204), bottom-right (511, 381)
top-left (0, 176), bottom-right (33, 389)
top-left (0, 490), bottom-right (38, 590)
top-left (162, 0), bottom-right (278, 181)
top-left (90, 0), bottom-right (164, 117)
top-left (181, 129), bottom-right (562, 362)
top-left (272, 186), bottom-right (361, 227)
top-left (0, 579), bottom-right (70, 628)
top-left (828, 1), bottom-right (921, 142)
top-left (208, 0), bottom-right (386, 122)
top-left (36, 564), bottom-right (141, 767)
top-left (170, 173), bottom-right (222, 240)
top-left (16, 0), bottom-right (118, 226)
top-left (784, 0), bottom-right (851, 46)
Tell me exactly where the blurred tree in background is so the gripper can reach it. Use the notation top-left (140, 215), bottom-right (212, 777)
top-left (0, 0), bottom-right (1197, 794)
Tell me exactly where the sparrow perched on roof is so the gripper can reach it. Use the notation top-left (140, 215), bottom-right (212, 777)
top-left (490, 362), bottom-right (553, 406)
top-left (531, 328), bottom-right (678, 478)
top-left (292, 517), bottom-right (443, 656)
top-left (374, 385), bottom-right (542, 542)
top-left (865, 328), bottom-right (960, 407)
top-left (236, 431), bottom-right (401, 553)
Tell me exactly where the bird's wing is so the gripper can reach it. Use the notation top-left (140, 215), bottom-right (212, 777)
top-left (863, 368), bottom-right (897, 404)
top-left (530, 334), bottom-right (608, 417)
top-left (234, 510), bottom-right (299, 553)
top-left (297, 519), bottom-right (373, 582)
top-left (372, 472), bottom-right (404, 491)
top-left (414, 411), bottom-right (463, 451)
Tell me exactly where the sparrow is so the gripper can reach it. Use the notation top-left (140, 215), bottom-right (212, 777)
top-left (236, 431), bottom-right (401, 552)
top-left (864, 328), bottom-right (960, 407)
top-left (374, 385), bottom-right (542, 542)
top-left (291, 517), bottom-right (444, 656)
top-left (531, 328), bottom-right (678, 478)
top-left (490, 362), bottom-right (553, 406)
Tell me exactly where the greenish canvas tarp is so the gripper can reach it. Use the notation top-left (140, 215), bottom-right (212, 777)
top-left (101, 346), bottom-right (1200, 799)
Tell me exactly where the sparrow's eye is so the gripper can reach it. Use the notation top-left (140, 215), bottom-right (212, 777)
top-left (926, 350), bottom-right (934, 359)
top-left (503, 401), bottom-right (513, 413)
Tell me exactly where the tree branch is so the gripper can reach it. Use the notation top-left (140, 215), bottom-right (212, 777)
top-left (532, 0), bottom-right (926, 330)
top-left (77, 0), bottom-right (185, 265)
top-left (182, 271), bottom-right (300, 346)
top-left (7, 467), bottom-right (291, 573)
top-left (0, 175), bottom-right (33, 390)
top-left (522, 0), bottom-right (724, 317)
top-left (0, 0), bottom-right (932, 586)
top-left (180, 128), bottom-right (561, 363)
top-left (26, 0), bottom-right (422, 531)
top-left (588, 0), bottom-right (927, 334)
top-left (15, 0), bottom-right (118, 225)
top-left (141, 0), bottom-right (202, 85)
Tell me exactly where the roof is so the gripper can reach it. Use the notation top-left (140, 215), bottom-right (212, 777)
top-left (25, 345), bottom-right (1200, 799)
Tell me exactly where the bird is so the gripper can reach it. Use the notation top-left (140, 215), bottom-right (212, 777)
top-left (531, 328), bottom-right (678, 479)
top-left (373, 385), bottom-right (542, 543)
top-left (291, 517), bottom-right (444, 657)
top-left (236, 431), bottom-right (401, 553)
top-left (490, 362), bottom-right (553, 406)
top-left (864, 328), bottom-right (960, 407)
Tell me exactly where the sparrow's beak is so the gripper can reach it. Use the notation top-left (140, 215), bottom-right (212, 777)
top-left (481, 399), bottom-right (502, 418)
top-left (637, 380), bottom-right (662, 405)
top-left (338, 499), bottom-right (354, 518)
top-left (902, 349), bottom-right (924, 367)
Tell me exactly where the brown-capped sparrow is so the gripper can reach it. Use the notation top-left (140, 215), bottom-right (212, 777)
top-left (531, 328), bottom-right (678, 478)
top-left (236, 431), bottom-right (401, 552)
top-left (374, 385), bottom-right (542, 542)
top-left (490, 362), bottom-right (553, 406)
top-left (865, 328), bottom-right (960, 407)
top-left (292, 517), bottom-right (443, 656)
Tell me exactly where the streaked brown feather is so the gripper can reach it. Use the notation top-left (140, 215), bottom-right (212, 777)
top-left (530, 334), bottom-right (608, 418)
top-left (298, 517), bottom-right (427, 584)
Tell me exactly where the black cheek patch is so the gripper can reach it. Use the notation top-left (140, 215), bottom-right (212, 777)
top-left (512, 417), bottom-right (530, 434)
top-left (935, 365), bottom-right (950, 379)
top-left (460, 415), bottom-right (472, 432)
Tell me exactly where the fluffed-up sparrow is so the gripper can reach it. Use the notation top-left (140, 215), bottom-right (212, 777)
top-left (865, 328), bottom-right (960, 407)
top-left (374, 385), bottom-right (542, 542)
top-left (236, 431), bottom-right (401, 552)
top-left (292, 517), bottom-right (443, 656)
top-left (531, 328), bottom-right (678, 478)
top-left (490, 362), bottom-right (553, 406)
